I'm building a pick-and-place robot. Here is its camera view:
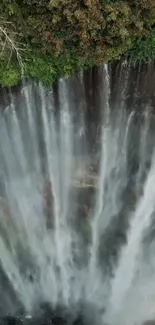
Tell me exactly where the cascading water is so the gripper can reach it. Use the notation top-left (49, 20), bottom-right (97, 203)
top-left (0, 62), bottom-right (155, 325)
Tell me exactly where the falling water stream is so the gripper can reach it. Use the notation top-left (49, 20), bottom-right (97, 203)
top-left (0, 61), bottom-right (155, 325)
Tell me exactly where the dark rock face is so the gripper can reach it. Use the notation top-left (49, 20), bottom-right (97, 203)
top-left (0, 309), bottom-right (82, 325)
top-left (0, 316), bottom-right (23, 325)
top-left (0, 302), bottom-right (104, 325)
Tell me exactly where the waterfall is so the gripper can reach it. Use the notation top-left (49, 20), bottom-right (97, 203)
top-left (106, 153), bottom-right (155, 323)
top-left (0, 62), bottom-right (155, 325)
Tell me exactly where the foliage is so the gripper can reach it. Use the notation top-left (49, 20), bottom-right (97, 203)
top-left (0, 58), bottom-right (21, 86)
top-left (129, 28), bottom-right (155, 62)
top-left (0, 0), bottom-right (155, 86)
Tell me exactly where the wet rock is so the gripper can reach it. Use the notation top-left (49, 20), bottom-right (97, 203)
top-left (144, 321), bottom-right (155, 325)
top-left (43, 180), bottom-right (55, 229)
top-left (1, 316), bottom-right (23, 325)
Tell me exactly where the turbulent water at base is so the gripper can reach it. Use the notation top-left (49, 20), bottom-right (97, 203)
top-left (0, 61), bottom-right (155, 325)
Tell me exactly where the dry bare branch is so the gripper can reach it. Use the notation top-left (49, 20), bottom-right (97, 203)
top-left (0, 20), bottom-right (25, 74)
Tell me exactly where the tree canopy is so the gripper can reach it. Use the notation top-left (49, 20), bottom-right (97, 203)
top-left (0, 0), bottom-right (155, 86)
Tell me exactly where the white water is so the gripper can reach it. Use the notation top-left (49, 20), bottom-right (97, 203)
top-left (106, 153), bottom-right (155, 323)
top-left (0, 64), bottom-right (155, 325)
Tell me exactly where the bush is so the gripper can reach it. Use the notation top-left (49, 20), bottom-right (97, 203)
top-left (129, 29), bottom-right (155, 62)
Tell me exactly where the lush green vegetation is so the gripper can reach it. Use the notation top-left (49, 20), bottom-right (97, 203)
top-left (0, 0), bottom-right (155, 86)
